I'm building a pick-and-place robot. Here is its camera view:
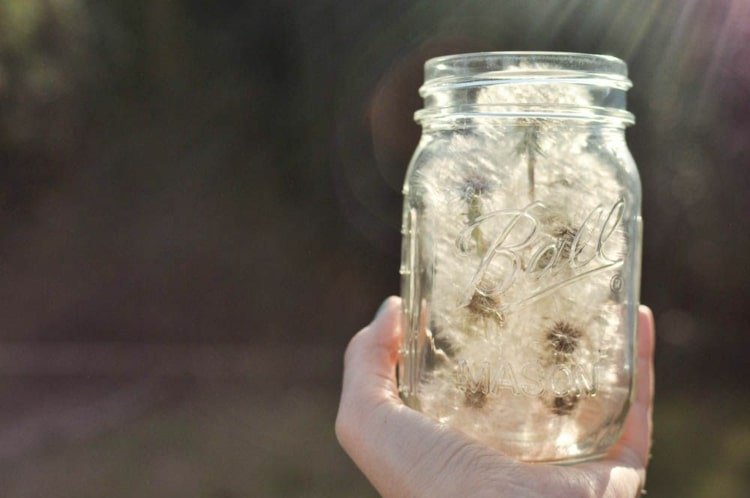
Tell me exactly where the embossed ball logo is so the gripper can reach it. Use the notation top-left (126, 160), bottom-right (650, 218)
top-left (456, 199), bottom-right (626, 313)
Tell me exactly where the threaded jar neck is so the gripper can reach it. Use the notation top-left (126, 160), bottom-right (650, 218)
top-left (416, 52), bottom-right (634, 127)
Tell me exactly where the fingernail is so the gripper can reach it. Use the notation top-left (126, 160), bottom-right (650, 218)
top-left (375, 297), bottom-right (394, 320)
top-left (641, 305), bottom-right (655, 332)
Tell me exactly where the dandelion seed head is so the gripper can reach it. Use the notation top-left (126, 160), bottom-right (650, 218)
top-left (547, 321), bottom-right (584, 356)
top-left (459, 174), bottom-right (492, 202)
top-left (464, 389), bottom-right (488, 409)
top-left (466, 291), bottom-right (505, 326)
top-left (551, 394), bottom-right (580, 416)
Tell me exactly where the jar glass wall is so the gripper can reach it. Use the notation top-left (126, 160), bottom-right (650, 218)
top-left (398, 52), bottom-right (642, 463)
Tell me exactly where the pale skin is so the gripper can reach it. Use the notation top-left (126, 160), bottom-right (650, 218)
top-left (336, 297), bottom-right (655, 498)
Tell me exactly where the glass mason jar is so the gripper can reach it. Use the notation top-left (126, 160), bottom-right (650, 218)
top-left (398, 52), bottom-right (642, 463)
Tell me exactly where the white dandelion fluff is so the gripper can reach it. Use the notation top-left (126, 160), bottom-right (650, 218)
top-left (401, 56), bottom-right (637, 461)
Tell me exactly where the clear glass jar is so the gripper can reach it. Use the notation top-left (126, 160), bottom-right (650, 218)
top-left (398, 52), bottom-right (642, 463)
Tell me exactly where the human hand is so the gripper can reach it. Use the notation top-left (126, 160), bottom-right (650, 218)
top-left (336, 297), bottom-right (655, 498)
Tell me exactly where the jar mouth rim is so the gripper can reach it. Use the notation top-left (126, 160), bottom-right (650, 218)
top-left (425, 52), bottom-right (629, 83)
top-left (419, 52), bottom-right (634, 126)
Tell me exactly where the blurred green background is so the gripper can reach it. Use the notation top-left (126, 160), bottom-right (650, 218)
top-left (0, 0), bottom-right (748, 496)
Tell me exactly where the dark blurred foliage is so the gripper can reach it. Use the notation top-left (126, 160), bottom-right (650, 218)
top-left (0, 0), bottom-right (748, 496)
top-left (1, 0), bottom-right (747, 383)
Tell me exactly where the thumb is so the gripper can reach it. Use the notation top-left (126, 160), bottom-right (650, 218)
top-left (340, 296), bottom-right (403, 409)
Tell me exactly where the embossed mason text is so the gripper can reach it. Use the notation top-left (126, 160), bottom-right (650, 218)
top-left (455, 358), bottom-right (599, 398)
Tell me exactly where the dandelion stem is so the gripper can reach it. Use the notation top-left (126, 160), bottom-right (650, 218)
top-left (528, 151), bottom-right (536, 200)
top-left (468, 197), bottom-right (486, 254)
top-left (518, 123), bottom-right (542, 201)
